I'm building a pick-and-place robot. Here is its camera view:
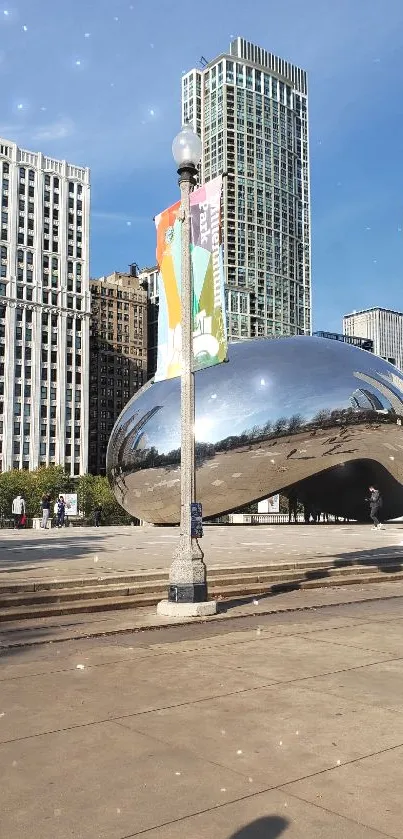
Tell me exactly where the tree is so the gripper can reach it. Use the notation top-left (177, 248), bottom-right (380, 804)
top-left (0, 467), bottom-right (132, 525)
top-left (77, 474), bottom-right (133, 524)
top-left (0, 465), bottom-right (72, 518)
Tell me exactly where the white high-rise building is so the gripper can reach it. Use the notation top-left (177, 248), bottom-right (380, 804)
top-left (0, 137), bottom-right (90, 474)
top-left (343, 308), bottom-right (403, 372)
top-left (182, 37), bottom-right (311, 340)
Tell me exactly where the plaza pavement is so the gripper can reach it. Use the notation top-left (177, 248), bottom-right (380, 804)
top-left (1, 591), bottom-right (403, 838)
top-left (1, 522), bottom-right (403, 583)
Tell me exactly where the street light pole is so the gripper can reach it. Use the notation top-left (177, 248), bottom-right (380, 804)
top-left (157, 126), bottom-right (217, 618)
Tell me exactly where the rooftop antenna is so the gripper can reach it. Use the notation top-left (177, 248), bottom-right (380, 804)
top-left (199, 56), bottom-right (208, 68)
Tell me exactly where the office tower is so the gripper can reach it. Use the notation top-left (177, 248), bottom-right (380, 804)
top-left (182, 37), bottom-right (311, 340)
top-left (0, 137), bottom-right (90, 474)
top-left (89, 266), bottom-right (148, 474)
top-left (343, 308), bottom-right (403, 371)
top-left (138, 265), bottom-right (159, 379)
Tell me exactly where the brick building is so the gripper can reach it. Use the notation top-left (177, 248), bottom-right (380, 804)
top-left (89, 265), bottom-right (147, 474)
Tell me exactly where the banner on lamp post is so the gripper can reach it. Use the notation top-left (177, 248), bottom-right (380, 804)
top-left (154, 176), bottom-right (227, 381)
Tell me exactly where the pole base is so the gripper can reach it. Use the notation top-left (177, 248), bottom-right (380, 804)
top-left (168, 582), bottom-right (207, 603)
top-left (157, 599), bottom-right (217, 618)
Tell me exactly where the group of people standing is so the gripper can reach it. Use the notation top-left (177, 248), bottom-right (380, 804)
top-left (40, 493), bottom-right (66, 529)
top-left (40, 494), bottom-right (102, 528)
top-left (11, 493), bottom-right (66, 529)
top-left (11, 493), bottom-right (102, 529)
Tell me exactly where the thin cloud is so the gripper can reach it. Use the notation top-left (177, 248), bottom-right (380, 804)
top-left (32, 118), bottom-right (75, 142)
top-left (92, 211), bottom-right (151, 225)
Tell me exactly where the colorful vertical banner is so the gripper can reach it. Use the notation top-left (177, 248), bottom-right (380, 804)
top-left (154, 176), bottom-right (227, 381)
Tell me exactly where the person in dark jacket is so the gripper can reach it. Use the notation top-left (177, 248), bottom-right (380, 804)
top-left (368, 486), bottom-right (384, 530)
top-left (288, 492), bottom-right (298, 523)
top-left (56, 495), bottom-right (66, 528)
top-left (94, 504), bottom-right (102, 527)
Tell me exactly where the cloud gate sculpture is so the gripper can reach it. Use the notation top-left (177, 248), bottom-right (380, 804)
top-left (107, 336), bottom-right (403, 524)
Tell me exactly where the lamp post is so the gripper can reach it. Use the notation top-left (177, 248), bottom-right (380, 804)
top-left (157, 125), bottom-right (217, 618)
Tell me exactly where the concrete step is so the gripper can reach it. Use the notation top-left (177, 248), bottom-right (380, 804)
top-left (210, 571), bottom-right (403, 599)
top-left (0, 580), bottom-right (168, 608)
top-left (0, 570), bottom-right (168, 595)
top-left (1, 562), bottom-right (399, 610)
top-left (1, 566), bottom-right (403, 622)
top-left (0, 592), bottom-right (160, 622)
top-left (0, 554), bottom-right (401, 595)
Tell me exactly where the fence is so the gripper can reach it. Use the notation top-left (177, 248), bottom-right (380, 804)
top-left (226, 513), bottom-right (345, 525)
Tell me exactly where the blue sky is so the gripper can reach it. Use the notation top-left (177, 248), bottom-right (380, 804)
top-left (1, 0), bottom-right (402, 332)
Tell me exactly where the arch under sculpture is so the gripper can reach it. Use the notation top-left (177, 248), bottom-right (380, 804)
top-left (107, 336), bottom-right (403, 524)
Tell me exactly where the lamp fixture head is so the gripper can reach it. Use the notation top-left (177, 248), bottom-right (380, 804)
top-left (172, 124), bottom-right (202, 169)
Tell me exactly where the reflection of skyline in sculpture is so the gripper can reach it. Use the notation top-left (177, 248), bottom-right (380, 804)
top-left (107, 337), bottom-right (403, 524)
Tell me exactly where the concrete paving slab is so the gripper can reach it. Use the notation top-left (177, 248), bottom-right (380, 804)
top-left (0, 614), bottom-right (384, 682)
top-left (0, 720), bottom-right (260, 839)
top-left (0, 653), bottom-right (273, 743)
top-left (1, 523), bottom-right (403, 584)
top-left (118, 681), bottom-right (403, 787)
top-left (283, 745), bottom-right (403, 838)
top-left (0, 640), bottom-right (170, 682)
top-left (139, 788), bottom-right (390, 839)
top-left (2, 582), bottom-right (403, 648)
top-left (146, 617), bottom-right (371, 655)
top-left (182, 633), bottom-right (395, 683)
top-left (298, 659), bottom-right (403, 713)
top-left (0, 597), bottom-right (402, 839)
top-left (298, 621), bottom-right (403, 656)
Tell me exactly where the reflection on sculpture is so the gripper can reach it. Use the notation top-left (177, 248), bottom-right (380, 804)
top-left (106, 336), bottom-right (403, 524)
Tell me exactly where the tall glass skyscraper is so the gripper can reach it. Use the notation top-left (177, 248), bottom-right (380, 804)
top-left (182, 37), bottom-right (311, 340)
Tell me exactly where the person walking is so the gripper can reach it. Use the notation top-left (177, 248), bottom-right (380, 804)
top-left (11, 494), bottom-right (25, 529)
top-left (94, 504), bottom-right (102, 527)
top-left (56, 495), bottom-right (66, 528)
top-left (40, 493), bottom-right (52, 529)
top-left (288, 493), bottom-right (298, 524)
top-left (368, 486), bottom-right (384, 530)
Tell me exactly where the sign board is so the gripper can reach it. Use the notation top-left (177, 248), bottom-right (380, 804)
top-left (191, 502), bottom-right (203, 538)
top-left (257, 495), bottom-right (280, 514)
top-left (64, 493), bottom-right (78, 517)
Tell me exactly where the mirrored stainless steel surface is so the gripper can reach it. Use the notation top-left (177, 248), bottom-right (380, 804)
top-left (107, 336), bottom-right (403, 523)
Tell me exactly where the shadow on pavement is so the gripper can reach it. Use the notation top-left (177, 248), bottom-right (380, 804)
top-left (228, 815), bottom-right (288, 837)
top-left (218, 544), bottom-right (403, 614)
top-left (0, 533), bottom-right (113, 573)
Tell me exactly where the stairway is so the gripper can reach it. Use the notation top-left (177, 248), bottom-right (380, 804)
top-left (1, 555), bottom-right (402, 623)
